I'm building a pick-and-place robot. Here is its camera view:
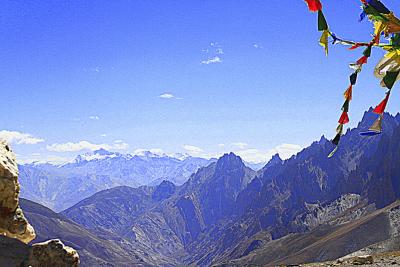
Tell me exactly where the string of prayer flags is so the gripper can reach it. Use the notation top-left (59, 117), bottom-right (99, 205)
top-left (303, 0), bottom-right (400, 157)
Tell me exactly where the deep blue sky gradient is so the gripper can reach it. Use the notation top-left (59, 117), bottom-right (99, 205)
top-left (1, 0), bottom-right (399, 163)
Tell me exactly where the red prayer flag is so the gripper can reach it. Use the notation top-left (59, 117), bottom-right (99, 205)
top-left (304, 0), bottom-right (322, 12)
top-left (373, 93), bottom-right (390, 114)
top-left (338, 111), bottom-right (349, 124)
top-left (356, 56), bottom-right (368, 65)
top-left (349, 43), bottom-right (363, 50)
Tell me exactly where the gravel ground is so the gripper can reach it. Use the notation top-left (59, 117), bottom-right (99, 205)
top-left (299, 251), bottom-right (400, 267)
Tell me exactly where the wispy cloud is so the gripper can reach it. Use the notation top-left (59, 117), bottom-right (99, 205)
top-left (201, 56), bottom-right (222, 65)
top-left (253, 43), bottom-right (263, 49)
top-left (269, 143), bottom-right (302, 159)
top-left (235, 143), bottom-right (302, 163)
top-left (211, 142), bottom-right (303, 164)
top-left (159, 93), bottom-right (182, 100)
top-left (89, 115), bottom-right (100, 120)
top-left (183, 145), bottom-right (204, 155)
top-left (0, 130), bottom-right (44, 145)
top-left (47, 140), bottom-right (129, 152)
top-left (231, 142), bottom-right (248, 149)
top-left (83, 66), bottom-right (102, 73)
top-left (235, 149), bottom-right (267, 163)
top-left (215, 48), bottom-right (224, 55)
top-left (201, 42), bottom-right (224, 64)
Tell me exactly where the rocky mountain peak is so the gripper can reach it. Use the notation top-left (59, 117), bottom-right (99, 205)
top-left (215, 152), bottom-right (245, 172)
top-left (269, 153), bottom-right (283, 165)
top-left (152, 180), bottom-right (176, 201)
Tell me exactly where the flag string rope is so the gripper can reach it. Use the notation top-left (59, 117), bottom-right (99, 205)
top-left (303, 0), bottom-right (400, 157)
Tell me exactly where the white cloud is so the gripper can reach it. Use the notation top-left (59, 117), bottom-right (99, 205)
top-left (159, 93), bottom-right (182, 100)
top-left (0, 130), bottom-right (44, 145)
top-left (270, 143), bottom-right (302, 159)
top-left (218, 143), bottom-right (225, 148)
top-left (235, 149), bottom-right (268, 164)
top-left (89, 115), bottom-right (100, 120)
top-left (253, 43), bottom-right (263, 49)
top-left (232, 143), bottom-right (302, 164)
top-left (201, 56), bottom-right (222, 65)
top-left (100, 134), bottom-right (107, 137)
top-left (112, 140), bottom-right (129, 150)
top-left (183, 145), bottom-right (204, 155)
top-left (231, 142), bottom-right (248, 149)
top-left (216, 48), bottom-right (224, 55)
top-left (47, 140), bottom-right (129, 152)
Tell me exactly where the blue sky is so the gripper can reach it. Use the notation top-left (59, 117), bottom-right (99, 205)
top-left (1, 0), bottom-right (399, 163)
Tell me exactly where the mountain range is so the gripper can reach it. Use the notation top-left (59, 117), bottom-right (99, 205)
top-left (18, 150), bottom-right (216, 211)
top-left (18, 109), bottom-right (400, 266)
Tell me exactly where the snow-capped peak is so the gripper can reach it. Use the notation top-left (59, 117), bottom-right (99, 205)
top-left (168, 153), bottom-right (191, 161)
top-left (74, 149), bottom-right (123, 163)
top-left (133, 149), bottom-right (166, 158)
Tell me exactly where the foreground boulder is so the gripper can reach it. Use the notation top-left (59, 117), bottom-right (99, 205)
top-left (0, 140), bottom-right (79, 266)
top-left (0, 236), bottom-right (79, 267)
top-left (0, 140), bottom-right (35, 243)
top-left (352, 255), bottom-right (374, 265)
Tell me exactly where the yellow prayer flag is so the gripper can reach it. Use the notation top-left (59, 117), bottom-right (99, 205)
top-left (319, 30), bottom-right (329, 56)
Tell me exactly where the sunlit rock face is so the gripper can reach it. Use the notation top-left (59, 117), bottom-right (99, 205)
top-left (0, 140), bottom-right (35, 243)
top-left (0, 140), bottom-right (79, 267)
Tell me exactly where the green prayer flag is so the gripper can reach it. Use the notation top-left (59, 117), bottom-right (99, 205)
top-left (383, 71), bottom-right (400, 89)
top-left (318, 10), bottom-right (328, 31)
top-left (363, 46), bottom-right (371, 57)
top-left (332, 133), bottom-right (341, 146)
top-left (342, 99), bottom-right (350, 113)
top-left (364, 5), bottom-right (389, 22)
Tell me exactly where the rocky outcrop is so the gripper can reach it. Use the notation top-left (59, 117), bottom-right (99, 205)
top-left (0, 140), bottom-right (35, 243)
top-left (0, 140), bottom-right (79, 266)
top-left (0, 236), bottom-right (79, 267)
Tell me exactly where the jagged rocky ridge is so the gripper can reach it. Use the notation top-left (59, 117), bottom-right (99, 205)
top-left (18, 150), bottom-right (215, 211)
top-left (58, 109), bottom-right (400, 266)
top-left (0, 140), bottom-right (79, 267)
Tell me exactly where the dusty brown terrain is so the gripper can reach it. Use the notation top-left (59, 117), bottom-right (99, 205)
top-left (303, 251), bottom-right (400, 267)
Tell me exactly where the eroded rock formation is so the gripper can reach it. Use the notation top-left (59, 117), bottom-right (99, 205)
top-left (0, 140), bottom-right (35, 243)
top-left (0, 140), bottom-right (79, 267)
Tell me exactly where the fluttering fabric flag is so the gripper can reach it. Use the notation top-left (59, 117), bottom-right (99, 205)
top-left (343, 85), bottom-right (353, 100)
top-left (360, 115), bottom-right (383, 136)
top-left (319, 30), bottom-right (329, 55)
top-left (382, 71), bottom-right (400, 89)
top-left (318, 10), bottom-right (328, 31)
top-left (303, 0), bottom-right (400, 157)
top-left (304, 0), bottom-right (322, 12)
top-left (373, 92), bottom-right (390, 114)
top-left (369, 115), bottom-right (383, 132)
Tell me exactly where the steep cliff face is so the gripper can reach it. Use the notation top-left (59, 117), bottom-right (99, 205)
top-left (0, 140), bottom-right (79, 267)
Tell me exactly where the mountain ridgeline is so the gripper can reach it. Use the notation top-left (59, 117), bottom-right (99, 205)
top-left (22, 109), bottom-right (400, 266)
top-left (18, 151), bottom-right (215, 211)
